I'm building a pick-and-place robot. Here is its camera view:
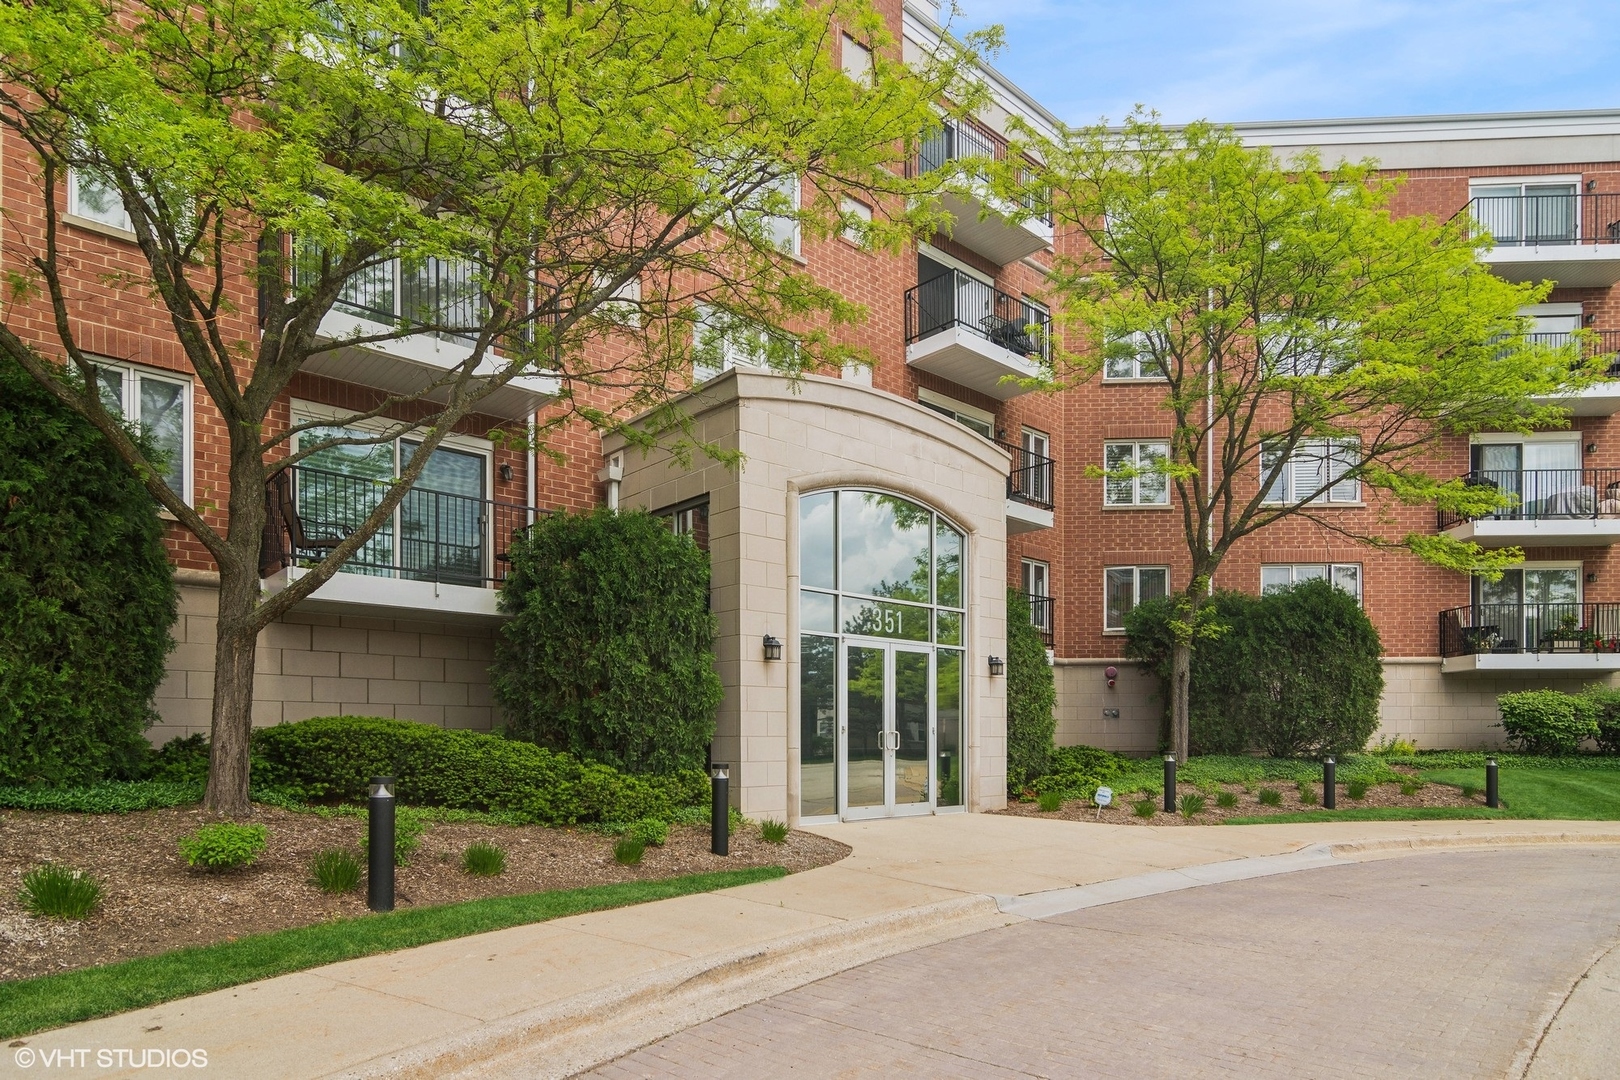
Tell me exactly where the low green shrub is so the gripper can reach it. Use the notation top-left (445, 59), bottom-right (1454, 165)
top-left (178, 823), bottom-right (267, 871)
top-left (1296, 781), bottom-right (1318, 806)
top-left (1132, 798), bottom-right (1156, 818)
top-left (1461, 783), bottom-right (1479, 800)
top-left (1346, 779), bottom-right (1370, 800)
top-left (309, 849), bottom-right (362, 894)
top-left (1581, 685), bottom-right (1620, 755)
top-left (613, 838), bottom-right (645, 866)
top-left (19, 864), bottom-right (103, 919)
top-left (1178, 793), bottom-right (1206, 818)
top-left (1400, 780), bottom-right (1422, 797)
top-left (623, 819), bottom-right (667, 847)
top-left (1257, 787), bottom-right (1282, 807)
top-left (360, 807), bottom-right (426, 867)
top-left (1036, 791), bottom-right (1063, 812)
top-left (0, 780), bottom-right (203, 813)
top-left (1498, 690), bottom-right (1598, 755)
top-left (461, 842), bottom-right (507, 877)
top-left (1215, 790), bottom-right (1237, 809)
top-left (253, 716), bottom-right (709, 826)
top-left (760, 819), bottom-right (789, 844)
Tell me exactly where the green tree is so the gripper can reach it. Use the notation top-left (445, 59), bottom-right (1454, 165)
top-left (1018, 114), bottom-right (1592, 761)
top-left (0, 356), bottom-right (177, 785)
top-left (1005, 588), bottom-right (1055, 792)
top-left (492, 508), bottom-right (721, 774)
top-left (0, 0), bottom-right (988, 813)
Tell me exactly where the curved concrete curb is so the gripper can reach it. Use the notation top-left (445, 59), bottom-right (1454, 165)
top-left (343, 894), bottom-right (1017, 1080)
top-left (342, 830), bottom-right (1620, 1080)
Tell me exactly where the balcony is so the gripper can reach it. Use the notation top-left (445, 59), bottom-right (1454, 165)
top-left (1528, 330), bottom-right (1620, 416)
top-left (259, 465), bottom-right (537, 619)
top-left (905, 271), bottom-right (1048, 400)
top-left (1458, 193), bottom-right (1620, 288)
top-left (292, 249), bottom-right (556, 421)
top-left (1439, 602), bottom-right (1620, 674)
top-left (1001, 438), bottom-right (1055, 533)
top-left (1021, 592), bottom-right (1054, 646)
top-left (1437, 468), bottom-right (1620, 547)
top-left (911, 117), bottom-right (1053, 265)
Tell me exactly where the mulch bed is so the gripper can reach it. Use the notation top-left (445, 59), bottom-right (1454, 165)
top-left (997, 774), bottom-right (1486, 827)
top-left (0, 805), bottom-right (848, 983)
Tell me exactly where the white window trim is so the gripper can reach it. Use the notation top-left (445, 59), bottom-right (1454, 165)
top-left (1102, 330), bottom-right (1169, 382)
top-left (1103, 565), bottom-right (1169, 633)
top-left (66, 167), bottom-right (137, 240)
top-left (1261, 562), bottom-right (1362, 604)
top-left (1261, 438), bottom-right (1361, 506)
top-left (841, 33), bottom-right (873, 86)
top-left (1103, 440), bottom-right (1171, 507)
top-left (1521, 303), bottom-right (1583, 318)
top-left (1469, 175), bottom-right (1582, 195)
top-left (917, 388), bottom-right (995, 437)
top-left (692, 304), bottom-right (781, 383)
top-left (94, 358), bottom-right (193, 505)
top-left (839, 196), bottom-right (872, 246)
top-left (1470, 431), bottom-right (1583, 447)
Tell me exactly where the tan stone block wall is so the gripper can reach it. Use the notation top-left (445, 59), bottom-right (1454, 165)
top-left (1053, 658), bottom-right (1161, 755)
top-left (150, 582), bottom-right (501, 744)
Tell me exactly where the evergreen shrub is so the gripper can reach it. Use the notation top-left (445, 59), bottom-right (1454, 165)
top-left (0, 357), bottom-right (177, 785)
top-left (1006, 589), bottom-right (1057, 793)
top-left (491, 507), bottom-right (721, 775)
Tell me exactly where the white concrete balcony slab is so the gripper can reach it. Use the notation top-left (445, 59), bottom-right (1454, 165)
top-left (1006, 498), bottom-right (1053, 533)
top-left (906, 325), bottom-right (1040, 401)
top-left (263, 564), bottom-right (504, 621)
top-left (1441, 650), bottom-right (1620, 674)
top-left (1442, 516), bottom-right (1620, 547)
top-left (1438, 468), bottom-right (1620, 547)
top-left (1481, 245), bottom-right (1620, 289)
top-left (1440, 602), bottom-right (1620, 673)
top-left (940, 188), bottom-right (1054, 267)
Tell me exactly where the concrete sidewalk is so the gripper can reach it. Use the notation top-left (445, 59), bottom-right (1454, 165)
top-left (12, 816), bottom-right (1620, 1079)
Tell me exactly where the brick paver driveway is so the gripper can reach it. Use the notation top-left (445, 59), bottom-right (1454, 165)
top-left (583, 847), bottom-right (1620, 1079)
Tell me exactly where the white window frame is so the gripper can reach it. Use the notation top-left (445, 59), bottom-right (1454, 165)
top-left (1104, 565), bottom-right (1169, 632)
top-left (1261, 438), bottom-right (1360, 505)
top-left (693, 303), bottom-right (776, 383)
top-left (917, 388), bottom-right (994, 440)
top-left (1021, 558), bottom-right (1050, 632)
top-left (840, 196), bottom-right (872, 245)
top-left (67, 167), bottom-right (135, 236)
top-left (1261, 563), bottom-right (1362, 604)
top-left (1260, 314), bottom-right (1356, 377)
top-left (841, 33), bottom-right (873, 86)
top-left (1103, 330), bottom-right (1167, 381)
top-left (1103, 440), bottom-right (1170, 506)
top-left (94, 359), bottom-right (193, 503)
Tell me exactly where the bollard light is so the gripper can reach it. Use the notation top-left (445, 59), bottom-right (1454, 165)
top-left (368, 776), bottom-right (395, 913)
top-left (1486, 756), bottom-right (1499, 808)
top-left (710, 764), bottom-right (730, 856)
top-left (1162, 754), bottom-right (1177, 814)
top-left (1323, 756), bottom-right (1336, 810)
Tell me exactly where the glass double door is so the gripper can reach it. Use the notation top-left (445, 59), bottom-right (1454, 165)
top-left (843, 641), bottom-right (934, 820)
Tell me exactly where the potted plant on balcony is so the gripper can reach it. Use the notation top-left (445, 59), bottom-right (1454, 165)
top-left (1545, 611), bottom-right (1587, 652)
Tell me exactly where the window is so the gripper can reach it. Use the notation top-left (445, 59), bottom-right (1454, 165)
top-left (656, 498), bottom-right (710, 553)
top-left (95, 362), bottom-right (190, 498)
top-left (1018, 428), bottom-right (1051, 506)
top-left (593, 272), bottom-right (642, 326)
top-left (1103, 440), bottom-right (1169, 506)
top-left (1021, 558), bottom-right (1051, 633)
top-left (68, 168), bottom-right (134, 233)
top-left (917, 389), bottom-right (993, 440)
top-left (763, 174), bottom-right (800, 256)
top-left (1261, 439), bottom-right (1359, 505)
top-left (1261, 563), bottom-right (1362, 604)
top-left (841, 34), bottom-right (872, 86)
top-left (1103, 330), bottom-right (1166, 380)
top-left (1105, 566), bottom-right (1167, 631)
top-left (1260, 315), bottom-right (1355, 377)
top-left (840, 197), bottom-right (872, 244)
top-left (693, 304), bottom-right (767, 382)
top-left (1469, 180), bottom-right (1579, 245)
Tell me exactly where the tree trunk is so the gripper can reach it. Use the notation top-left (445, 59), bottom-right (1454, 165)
top-left (203, 560), bottom-right (262, 817)
top-left (1170, 640), bottom-right (1191, 763)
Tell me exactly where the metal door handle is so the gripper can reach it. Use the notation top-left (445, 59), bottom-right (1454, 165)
top-left (887, 731), bottom-right (901, 751)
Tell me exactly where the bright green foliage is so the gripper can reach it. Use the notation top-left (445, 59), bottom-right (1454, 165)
top-left (1257, 787), bottom-right (1282, 807)
top-left (1127, 581), bottom-right (1383, 757)
top-left (461, 842), bottom-right (507, 877)
top-left (309, 850), bottom-right (362, 894)
top-left (613, 839), bottom-right (645, 866)
top-left (0, 781), bottom-right (202, 813)
top-left (252, 716), bottom-right (709, 825)
top-left (19, 864), bottom-right (103, 919)
top-left (0, 358), bottom-right (177, 786)
top-left (1461, 784), bottom-right (1479, 800)
top-left (494, 509), bottom-right (720, 774)
top-left (1178, 793), bottom-right (1206, 817)
top-left (623, 819), bottom-right (667, 848)
top-left (1578, 686), bottom-right (1620, 755)
top-left (1498, 690), bottom-right (1599, 755)
top-left (1421, 767), bottom-right (1620, 820)
top-left (1029, 744), bottom-right (1133, 802)
top-left (1132, 798), bottom-right (1157, 818)
top-left (178, 824), bottom-right (268, 870)
top-left (1036, 791), bottom-right (1063, 812)
top-left (1400, 781), bottom-right (1422, 797)
top-left (1297, 782), bottom-right (1318, 806)
top-left (759, 819), bottom-right (789, 844)
top-left (1347, 780), bottom-right (1370, 800)
top-left (1215, 790), bottom-right (1238, 809)
top-left (1006, 590), bottom-right (1057, 792)
top-left (1023, 115), bottom-right (1581, 760)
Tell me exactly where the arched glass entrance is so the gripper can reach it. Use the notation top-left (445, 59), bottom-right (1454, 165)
top-left (799, 490), bottom-right (965, 821)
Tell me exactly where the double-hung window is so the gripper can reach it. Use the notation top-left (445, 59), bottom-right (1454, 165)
top-left (1105, 566), bottom-right (1168, 631)
top-left (1261, 563), bottom-right (1362, 604)
top-left (95, 362), bottom-right (190, 499)
top-left (68, 169), bottom-right (134, 233)
top-left (1103, 440), bottom-right (1169, 506)
top-left (1103, 330), bottom-right (1167, 380)
top-left (1261, 439), bottom-right (1360, 505)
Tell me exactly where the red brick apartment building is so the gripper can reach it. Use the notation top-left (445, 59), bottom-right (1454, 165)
top-left (4, 0), bottom-right (1619, 823)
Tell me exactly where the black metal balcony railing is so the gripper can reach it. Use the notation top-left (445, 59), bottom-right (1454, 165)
top-left (291, 241), bottom-right (487, 344)
top-left (1021, 591), bottom-right (1054, 645)
top-left (261, 465), bottom-right (535, 587)
top-left (1000, 438), bottom-right (1055, 510)
top-left (1436, 468), bottom-right (1620, 530)
top-left (1440, 602), bottom-right (1620, 657)
top-left (906, 270), bottom-right (1051, 362)
top-left (910, 116), bottom-right (1052, 225)
top-left (1526, 328), bottom-right (1620, 377)
top-left (1457, 193), bottom-right (1620, 247)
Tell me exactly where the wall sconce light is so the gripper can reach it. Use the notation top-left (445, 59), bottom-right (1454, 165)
top-left (499, 463), bottom-right (514, 482)
top-left (1587, 313), bottom-right (1598, 326)
top-left (762, 634), bottom-right (783, 661)
top-left (1587, 179), bottom-right (1598, 192)
top-left (1588, 572), bottom-right (1599, 584)
top-left (1104, 665), bottom-right (1118, 688)
top-left (988, 655), bottom-right (1005, 676)
top-left (1587, 443), bottom-right (1599, 455)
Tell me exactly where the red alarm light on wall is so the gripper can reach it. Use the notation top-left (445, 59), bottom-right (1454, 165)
top-left (1104, 665), bottom-right (1118, 688)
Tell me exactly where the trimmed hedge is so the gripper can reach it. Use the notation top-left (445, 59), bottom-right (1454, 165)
top-left (1498, 689), bottom-right (1599, 755)
top-left (252, 716), bottom-right (709, 825)
top-left (1006, 589), bottom-right (1057, 792)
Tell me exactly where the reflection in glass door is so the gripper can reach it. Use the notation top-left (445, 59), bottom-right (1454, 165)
top-left (845, 645), bottom-right (887, 817)
top-left (842, 642), bottom-right (933, 819)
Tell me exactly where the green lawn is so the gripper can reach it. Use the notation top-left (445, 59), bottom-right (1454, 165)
top-left (0, 866), bottom-right (784, 1041)
top-left (1223, 766), bottom-right (1620, 825)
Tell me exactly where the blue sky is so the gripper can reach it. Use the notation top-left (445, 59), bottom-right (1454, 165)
top-left (949, 0), bottom-right (1620, 126)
